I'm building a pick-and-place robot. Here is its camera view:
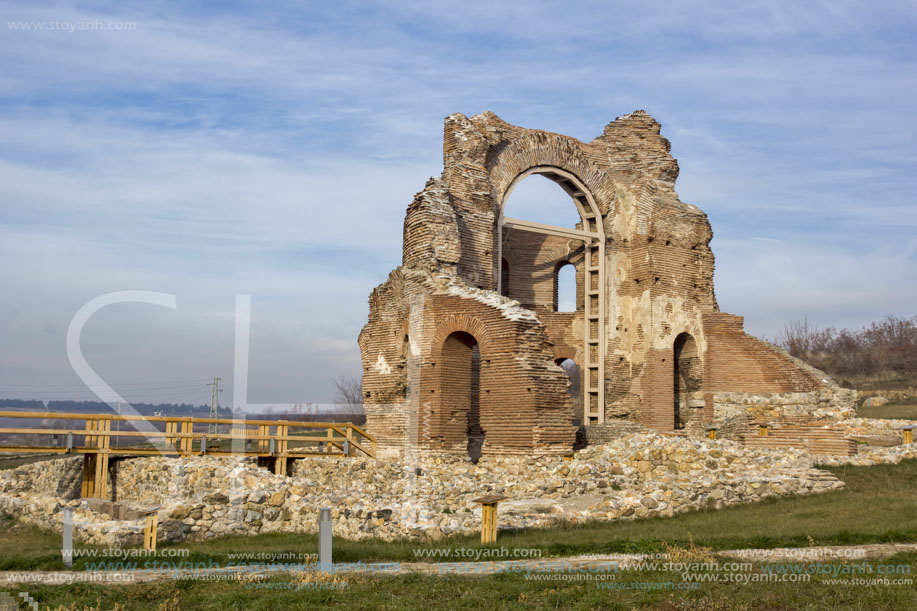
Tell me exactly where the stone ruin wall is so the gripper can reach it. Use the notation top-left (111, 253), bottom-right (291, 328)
top-left (360, 110), bottom-right (854, 458)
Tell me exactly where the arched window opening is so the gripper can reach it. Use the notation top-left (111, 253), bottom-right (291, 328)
top-left (555, 262), bottom-right (576, 312)
top-left (673, 333), bottom-right (701, 430)
top-left (498, 166), bottom-right (607, 423)
top-left (441, 331), bottom-right (484, 462)
top-left (503, 173), bottom-right (582, 227)
top-left (500, 258), bottom-right (510, 297)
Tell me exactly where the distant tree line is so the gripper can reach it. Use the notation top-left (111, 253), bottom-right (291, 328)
top-left (776, 315), bottom-right (917, 386)
top-left (0, 398), bottom-right (45, 409)
top-left (0, 399), bottom-right (230, 417)
top-left (1, 373), bottom-right (367, 421)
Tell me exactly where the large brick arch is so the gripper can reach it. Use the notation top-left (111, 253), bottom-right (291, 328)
top-left (427, 314), bottom-right (499, 453)
top-left (487, 132), bottom-right (617, 217)
top-left (553, 344), bottom-right (579, 365)
top-left (431, 314), bottom-right (493, 358)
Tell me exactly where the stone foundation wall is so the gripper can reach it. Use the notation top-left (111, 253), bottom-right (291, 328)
top-left (837, 417), bottom-right (917, 443)
top-left (2, 456), bottom-right (84, 500)
top-left (707, 388), bottom-right (857, 439)
top-left (583, 421), bottom-right (649, 445)
top-left (10, 427), bottom-right (907, 547)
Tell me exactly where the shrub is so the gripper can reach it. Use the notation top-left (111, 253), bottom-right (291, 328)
top-left (776, 316), bottom-right (917, 384)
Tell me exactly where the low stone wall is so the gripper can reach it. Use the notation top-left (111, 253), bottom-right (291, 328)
top-left (583, 421), bottom-right (649, 445)
top-left (835, 418), bottom-right (917, 444)
top-left (0, 431), bottom-right (863, 547)
top-left (815, 441), bottom-right (917, 467)
top-left (1, 456), bottom-right (84, 500)
top-left (741, 425), bottom-right (858, 456)
top-left (709, 388), bottom-right (856, 439)
top-left (0, 457), bottom-right (145, 547)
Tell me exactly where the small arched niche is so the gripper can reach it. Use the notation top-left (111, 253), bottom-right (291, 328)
top-left (673, 332), bottom-right (702, 430)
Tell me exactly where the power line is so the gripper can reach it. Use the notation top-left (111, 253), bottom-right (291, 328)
top-left (207, 377), bottom-right (222, 434)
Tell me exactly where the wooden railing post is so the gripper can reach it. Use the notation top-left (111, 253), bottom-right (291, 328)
top-left (473, 495), bottom-right (507, 544)
top-left (180, 420), bottom-right (192, 454)
top-left (85, 418), bottom-right (95, 448)
top-left (81, 454), bottom-right (95, 498)
top-left (95, 418), bottom-right (110, 499)
top-left (141, 508), bottom-right (160, 551)
top-left (273, 425), bottom-right (288, 476)
top-left (165, 421), bottom-right (176, 448)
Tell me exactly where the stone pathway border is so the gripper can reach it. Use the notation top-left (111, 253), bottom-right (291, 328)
top-left (3, 543), bottom-right (916, 585)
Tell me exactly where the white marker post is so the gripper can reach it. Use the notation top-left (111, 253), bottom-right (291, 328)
top-left (318, 507), bottom-right (332, 572)
top-left (62, 507), bottom-right (73, 568)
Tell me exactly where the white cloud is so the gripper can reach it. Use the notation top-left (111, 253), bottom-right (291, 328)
top-left (714, 236), bottom-right (917, 338)
top-left (0, 0), bottom-right (914, 402)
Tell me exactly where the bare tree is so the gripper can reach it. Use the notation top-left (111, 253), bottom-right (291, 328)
top-left (776, 315), bottom-right (917, 384)
top-left (560, 359), bottom-right (581, 401)
top-left (333, 373), bottom-right (363, 411)
top-left (559, 359), bottom-right (582, 426)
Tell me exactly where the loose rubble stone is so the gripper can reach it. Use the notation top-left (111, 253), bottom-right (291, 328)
top-left (8, 427), bottom-right (908, 546)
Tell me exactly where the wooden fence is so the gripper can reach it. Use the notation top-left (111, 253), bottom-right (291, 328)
top-left (0, 411), bottom-right (376, 498)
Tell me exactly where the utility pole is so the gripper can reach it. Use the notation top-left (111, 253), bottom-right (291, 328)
top-left (207, 377), bottom-right (222, 435)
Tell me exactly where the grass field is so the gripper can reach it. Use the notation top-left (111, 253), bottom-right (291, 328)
top-left (7, 552), bottom-right (916, 611)
top-left (2, 461), bottom-right (917, 608)
top-left (3, 460), bottom-right (917, 572)
top-left (857, 402), bottom-right (917, 420)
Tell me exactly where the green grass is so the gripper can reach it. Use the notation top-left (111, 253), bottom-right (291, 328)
top-left (857, 402), bottom-right (917, 420)
top-left (154, 459), bottom-right (917, 562)
top-left (849, 377), bottom-right (916, 392)
top-left (3, 461), bottom-right (917, 609)
top-left (0, 513), bottom-right (71, 570)
top-left (3, 460), bottom-right (917, 572)
top-left (5, 552), bottom-right (916, 610)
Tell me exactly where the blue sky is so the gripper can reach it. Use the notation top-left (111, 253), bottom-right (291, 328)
top-left (0, 1), bottom-right (914, 405)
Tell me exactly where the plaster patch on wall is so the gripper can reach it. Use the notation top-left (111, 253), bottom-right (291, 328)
top-left (612, 290), bottom-right (653, 362)
top-left (374, 353), bottom-right (393, 375)
top-left (651, 294), bottom-right (706, 355)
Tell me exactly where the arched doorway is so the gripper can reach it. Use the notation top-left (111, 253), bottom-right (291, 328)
top-left (555, 357), bottom-right (582, 425)
top-left (673, 333), bottom-right (701, 429)
top-left (441, 331), bottom-right (484, 462)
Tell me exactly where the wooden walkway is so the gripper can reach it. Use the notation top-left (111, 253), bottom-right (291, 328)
top-left (0, 411), bottom-right (375, 498)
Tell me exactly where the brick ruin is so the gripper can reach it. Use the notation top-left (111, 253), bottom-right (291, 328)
top-left (359, 111), bottom-right (854, 459)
